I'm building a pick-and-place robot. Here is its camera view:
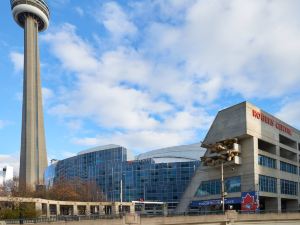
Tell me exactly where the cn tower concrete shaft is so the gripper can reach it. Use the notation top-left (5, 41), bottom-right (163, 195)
top-left (19, 15), bottom-right (48, 190)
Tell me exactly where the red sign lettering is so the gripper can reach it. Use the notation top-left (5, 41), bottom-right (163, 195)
top-left (252, 109), bottom-right (292, 136)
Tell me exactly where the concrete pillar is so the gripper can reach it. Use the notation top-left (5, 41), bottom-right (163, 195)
top-left (56, 204), bottom-right (60, 216)
top-left (130, 204), bottom-right (135, 214)
top-left (85, 204), bottom-right (90, 216)
top-left (99, 205), bottom-right (105, 215)
top-left (35, 203), bottom-right (42, 213)
top-left (277, 198), bottom-right (282, 213)
top-left (141, 204), bottom-right (146, 215)
top-left (112, 203), bottom-right (119, 215)
top-left (94, 206), bottom-right (99, 214)
top-left (277, 176), bottom-right (282, 212)
top-left (46, 204), bottom-right (50, 217)
top-left (163, 204), bottom-right (168, 216)
top-left (73, 205), bottom-right (78, 216)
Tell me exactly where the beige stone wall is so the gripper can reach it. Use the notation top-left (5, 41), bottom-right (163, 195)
top-left (15, 213), bottom-right (300, 225)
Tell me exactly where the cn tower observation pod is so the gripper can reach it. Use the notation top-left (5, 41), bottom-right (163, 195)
top-left (11, 0), bottom-right (50, 32)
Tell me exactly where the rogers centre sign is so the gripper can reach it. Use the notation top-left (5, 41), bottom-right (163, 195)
top-left (252, 109), bottom-right (292, 136)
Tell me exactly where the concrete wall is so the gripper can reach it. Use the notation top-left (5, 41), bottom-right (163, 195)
top-left (203, 102), bottom-right (247, 145)
top-left (13, 212), bottom-right (300, 225)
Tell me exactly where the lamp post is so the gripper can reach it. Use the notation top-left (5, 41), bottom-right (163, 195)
top-left (143, 182), bottom-right (146, 201)
top-left (201, 138), bottom-right (240, 213)
top-left (221, 161), bottom-right (225, 212)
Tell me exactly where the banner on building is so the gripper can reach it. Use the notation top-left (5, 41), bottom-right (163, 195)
top-left (190, 197), bottom-right (241, 207)
top-left (241, 192), bottom-right (259, 211)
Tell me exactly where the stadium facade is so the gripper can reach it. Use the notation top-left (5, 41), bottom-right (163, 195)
top-left (176, 102), bottom-right (300, 213)
top-left (44, 144), bottom-right (204, 208)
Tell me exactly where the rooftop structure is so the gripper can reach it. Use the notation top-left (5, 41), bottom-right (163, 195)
top-left (136, 143), bottom-right (205, 163)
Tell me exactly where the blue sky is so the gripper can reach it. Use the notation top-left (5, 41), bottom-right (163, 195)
top-left (1, 0), bottom-right (300, 172)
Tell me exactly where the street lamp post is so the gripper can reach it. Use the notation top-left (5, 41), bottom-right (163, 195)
top-left (221, 161), bottom-right (225, 212)
top-left (201, 138), bottom-right (241, 213)
top-left (143, 182), bottom-right (146, 201)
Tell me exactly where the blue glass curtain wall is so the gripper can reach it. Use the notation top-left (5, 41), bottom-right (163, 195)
top-left (44, 147), bottom-right (200, 203)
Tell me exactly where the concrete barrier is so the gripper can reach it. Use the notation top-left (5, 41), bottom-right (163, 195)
top-left (4, 212), bottom-right (300, 225)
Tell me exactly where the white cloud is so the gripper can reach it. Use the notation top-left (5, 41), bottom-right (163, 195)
top-left (42, 24), bottom-right (98, 73)
top-left (42, 24), bottom-right (212, 150)
top-left (276, 100), bottom-right (300, 129)
top-left (42, 0), bottom-right (300, 152)
top-left (72, 130), bottom-right (197, 153)
top-left (97, 2), bottom-right (137, 40)
top-left (9, 51), bottom-right (23, 73)
top-left (143, 0), bottom-right (300, 98)
top-left (66, 120), bottom-right (82, 131)
top-left (42, 87), bottom-right (54, 103)
top-left (75, 6), bottom-right (84, 17)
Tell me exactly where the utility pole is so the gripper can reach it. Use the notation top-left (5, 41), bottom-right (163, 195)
top-left (120, 179), bottom-right (123, 203)
top-left (221, 161), bottom-right (225, 212)
top-left (120, 178), bottom-right (123, 214)
top-left (143, 183), bottom-right (146, 201)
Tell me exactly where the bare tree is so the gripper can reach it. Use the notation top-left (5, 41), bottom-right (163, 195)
top-left (45, 178), bottom-right (106, 202)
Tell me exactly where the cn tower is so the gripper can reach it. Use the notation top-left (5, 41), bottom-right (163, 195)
top-left (11, 0), bottom-right (49, 190)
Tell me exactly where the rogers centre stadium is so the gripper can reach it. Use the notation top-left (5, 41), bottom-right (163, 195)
top-left (45, 102), bottom-right (300, 213)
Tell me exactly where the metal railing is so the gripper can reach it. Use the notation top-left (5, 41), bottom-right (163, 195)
top-left (4, 210), bottom-right (300, 224)
top-left (238, 209), bottom-right (300, 214)
top-left (5, 214), bottom-right (122, 224)
top-left (168, 210), bottom-right (225, 216)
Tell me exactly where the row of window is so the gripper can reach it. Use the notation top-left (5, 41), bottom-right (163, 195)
top-left (280, 161), bottom-right (297, 174)
top-left (280, 179), bottom-right (298, 196)
top-left (258, 155), bottom-right (276, 169)
top-left (259, 175), bottom-right (298, 196)
top-left (197, 175), bottom-right (299, 196)
top-left (259, 175), bottom-right (277, 193)
top-left (195, 176), bottom-right (241, 197)
top-left (258, 155), bottom-right (298, 175)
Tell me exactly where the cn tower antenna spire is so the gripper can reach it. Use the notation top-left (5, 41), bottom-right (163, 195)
top-left (10, 0), bottom-right (50, 191)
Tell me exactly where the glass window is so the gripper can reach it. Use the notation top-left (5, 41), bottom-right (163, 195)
top-left (280, 179), bottom-right (298, 195)
top-left (195, 176), bottom-right (241, 197)
top-left (259, 175), bottom-right (277, 193)
top-left (195, 179), bottom-right (220, 196)
top-left (225, 176), bottom-right (241, 193)
top-left (280, 161), bottom-right (297, 174)
top-left (50, 147), bottom-right (201, 203)
top-left (258, 155), bottom-right (276, 169)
